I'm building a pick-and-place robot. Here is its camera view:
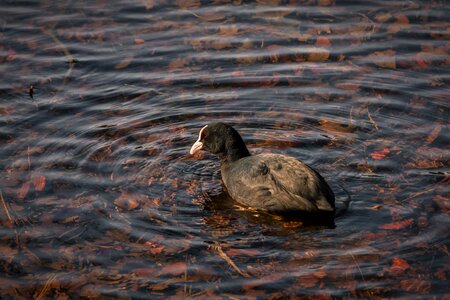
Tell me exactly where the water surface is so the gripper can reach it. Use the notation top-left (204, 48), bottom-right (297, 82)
top-left (0, 0), bottom-right (449, 298)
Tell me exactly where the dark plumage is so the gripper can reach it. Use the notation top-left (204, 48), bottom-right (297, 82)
top-left (190, 122), bottom-right (335, 213)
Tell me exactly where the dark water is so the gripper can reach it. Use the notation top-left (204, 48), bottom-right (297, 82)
top-left (1, 0), bottom-right (449, 298)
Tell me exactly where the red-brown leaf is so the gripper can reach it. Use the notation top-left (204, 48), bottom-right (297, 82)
top-left (17, 182), bottom-right (30, 200)
top-left (369, 49), bottom-right (397, 69)
top-left (391, 257), bottom-right (410, 270)
top-left (150, 246), bottom-right (165, 255)
top-left (114, 191), bottom-right (146, 210)
top-left (32, 175), bottom-right (46, 191)
top-left (315, 36), bottom-right (332, 47)
top-left (226, 248), bottom-right (262, 257)
top-left (379, 218), bottom-right (414, 230)
top-left (400, 279), bottom-right (431, 293)
top-left (159, 261), bottom-right (187, 276)
top-left (133, 267), bottom-right (156, 277)
top-left (168, 58), bottom-right (189, 71)
top-left (114, 56), bottom-right (134, 69)
top-left (307, 47), bottom-right (330, 62)
top-left (415, 52), bottom-right (430, 68)
top-left (143, 0), bottom-right (155, 10)
top-left (218, 25), bottom-right (238, 36)
top-left (370, 147), bottom-right (390, 160)
top-left (425, 125), bottom-right (442, 145)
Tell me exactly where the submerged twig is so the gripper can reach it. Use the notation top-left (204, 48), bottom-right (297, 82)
top-left (27, 145), bottom-right (31, 170)
top-left (214, 243), bottom-right (251, 278)
top-left (35, 273), bottom-right (57, 300)
top-left (0, 189), bottom-right (13, 224)
top-left (48, 30), bottom-right (76, 85)
top-left (0, 189), bottom-right (21, 247)
top-left (401, 186), bottom-right (435, 203)
top-left (367, 107), bottom-right (379, 131)
top-left (350, 252), bottom-right (365, 282)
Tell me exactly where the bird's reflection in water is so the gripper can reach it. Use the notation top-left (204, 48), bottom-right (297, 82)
top-left (200, 191), bottom-right (336, 238)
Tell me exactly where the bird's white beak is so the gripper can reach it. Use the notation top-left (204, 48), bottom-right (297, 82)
top-left (189, 140), bottom-right (203, 155)
top-left (190, 125), bottom-right (208, 155)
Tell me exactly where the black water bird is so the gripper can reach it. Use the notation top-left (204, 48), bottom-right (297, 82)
top-left (190, 122), bottom-right (335, 215)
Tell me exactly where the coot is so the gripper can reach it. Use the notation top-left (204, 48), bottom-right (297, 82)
top-left (190, 122), bottom-right (335, 213)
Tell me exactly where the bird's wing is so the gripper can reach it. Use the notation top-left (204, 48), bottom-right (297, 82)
top-left (223, 154), bottom-right (333, 212)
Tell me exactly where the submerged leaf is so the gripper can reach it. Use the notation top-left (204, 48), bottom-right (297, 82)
top-left (391, 257), bottom-right (410, 270)
top-left (114, 191), bottom-right (146, 210)
top-left (379, 218), bottom-right (414, 230)
top-left (143, 0), bottom-right (155, 10)
top-left (17, 182), bottom-right (30, 200)
top-left (400, 279), bottom-right (431, 293)
top-left (369, 49), bottom-right (396, 69)
top-left (176, 0), bottom-right (200, 10)
top-left (226, 248), bottom-right (262, 256)
top-left (32, 175), bottom-right (46, 191)
top-left (307, 47), bottom-right (330, 62)
top-left (315, 36), bottom-right (332, 47)
top-left (370, 148), bottom-right (390, 160)
top-left (159, 261), bottom-right (187, 276)
top-left (218, 25), bottom-right (239, 36)
top-left (425, 126), bottom-right (442, 145)
top-left (115, 56), bottom-right (134, 69)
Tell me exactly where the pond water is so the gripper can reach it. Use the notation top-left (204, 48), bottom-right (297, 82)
top-left (0, 0), bottom-right (449, 298)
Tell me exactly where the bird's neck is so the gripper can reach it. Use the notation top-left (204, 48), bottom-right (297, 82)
top-left (220, 144), bottom-right (251, 164)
